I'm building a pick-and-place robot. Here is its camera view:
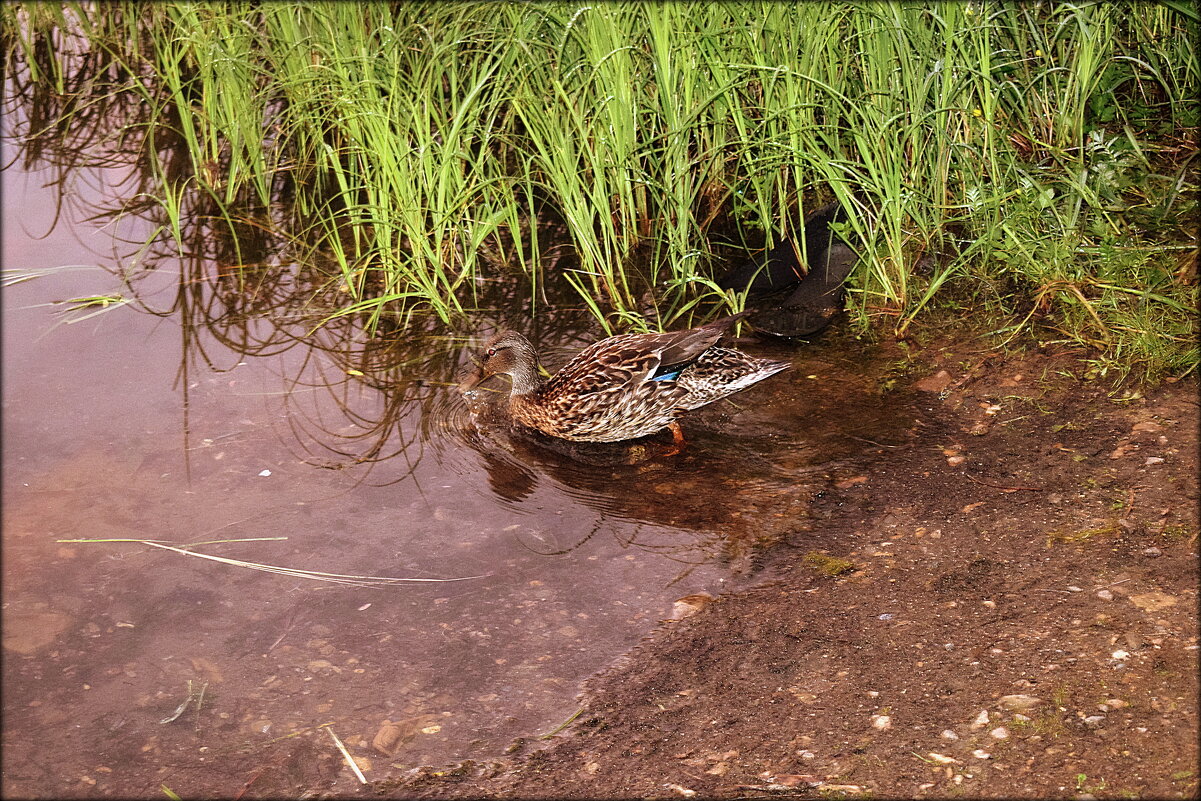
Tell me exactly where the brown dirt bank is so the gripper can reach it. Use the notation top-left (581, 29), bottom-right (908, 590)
top-left (378, 341), bottom-right (1199, 800)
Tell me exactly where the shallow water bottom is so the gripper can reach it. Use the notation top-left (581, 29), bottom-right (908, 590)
top-left (1, 163), bottom-right (918, 798)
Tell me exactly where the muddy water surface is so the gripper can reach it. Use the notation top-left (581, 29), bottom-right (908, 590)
top-left (1, 158), bottom-right (917, 798)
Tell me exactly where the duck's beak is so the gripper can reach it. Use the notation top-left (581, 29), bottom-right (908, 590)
top-left (456, 362), bottom-right (487, 392)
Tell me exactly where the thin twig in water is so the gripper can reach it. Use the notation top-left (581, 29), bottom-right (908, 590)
top-left (324, 726), bottom-right (366, 784)
top-left (58, 538), bottom-right (486, 586)
top-left (160, 680), bottom-right (208, 724)
top-left (1098, 578), bottom-right (1134, 590)
top-left (261, 722), bottom-right (336, 746)
top-left (539, 707), bottom-right (584, 739)
top-left (267, 609), bottom-right (299, 653)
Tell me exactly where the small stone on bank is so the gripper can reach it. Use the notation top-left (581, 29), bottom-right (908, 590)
top-left (998, 694), bottom-right (1043, 712)
top-left (665, 783), bottom-right (696, 797)
top-left (915, 370), bottom-right (954, 393)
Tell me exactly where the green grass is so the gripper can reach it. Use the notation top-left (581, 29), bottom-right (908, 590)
top-left (2, 1), bottom-right (1196, 380)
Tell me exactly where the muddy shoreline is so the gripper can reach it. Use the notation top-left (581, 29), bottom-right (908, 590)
top-left (375, 341), bottom-right (1199, 800)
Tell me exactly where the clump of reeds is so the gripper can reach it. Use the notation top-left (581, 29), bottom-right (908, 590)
top-left (2, 1), bottom-right (1196, 379)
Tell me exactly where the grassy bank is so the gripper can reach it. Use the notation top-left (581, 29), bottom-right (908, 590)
top-left (2, 1), bottom-right (1197, 380)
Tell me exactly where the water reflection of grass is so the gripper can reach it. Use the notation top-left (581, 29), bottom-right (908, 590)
top-left (4, 266), bottom-right (139, 331)
top-left (2, 2), bottom-right (1197, 380)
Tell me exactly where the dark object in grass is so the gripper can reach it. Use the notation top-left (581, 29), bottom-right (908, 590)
top-left (718, 202), bottom-right (858, 339)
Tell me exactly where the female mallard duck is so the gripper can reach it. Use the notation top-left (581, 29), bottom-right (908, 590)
top-left (458, 314), bottom-right (789, 444)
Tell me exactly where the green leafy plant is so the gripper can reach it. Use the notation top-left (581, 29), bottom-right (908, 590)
top-left (2, 1), bottom-right (1195, 380)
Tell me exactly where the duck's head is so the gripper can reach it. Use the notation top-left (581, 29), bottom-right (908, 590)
top-left (458, 331), bottom-right (542, 395)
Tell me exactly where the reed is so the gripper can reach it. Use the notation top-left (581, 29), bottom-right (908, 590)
top-left (2, 1), bottom-right (1196, 380)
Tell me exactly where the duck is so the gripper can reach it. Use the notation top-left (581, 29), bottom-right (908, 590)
top-left (457, 313), bottom-right (789, 444)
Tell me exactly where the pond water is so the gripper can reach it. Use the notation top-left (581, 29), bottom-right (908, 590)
top-left (1, 154), bottom-right (919, 797)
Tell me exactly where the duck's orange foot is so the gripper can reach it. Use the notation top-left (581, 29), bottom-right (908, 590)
top-left (668, 421), bottom-right (686, 446)
top-left (660, 421), bottom-right (687, 456)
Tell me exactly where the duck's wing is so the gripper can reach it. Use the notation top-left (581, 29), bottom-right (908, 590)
top-left (648, 312), bottom-right (750, 372)
top-left (676, 347), bottom-right (790, 409)
top-left (547, 314), bottom-right (751, 394)
top-left (543, 333), bottom-right (666, 397)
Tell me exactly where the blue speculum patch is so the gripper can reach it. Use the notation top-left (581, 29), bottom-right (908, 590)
top-left (651, 369), bottom-right (682, 382)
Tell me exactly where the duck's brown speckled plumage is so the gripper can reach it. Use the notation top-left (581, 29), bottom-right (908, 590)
top-left (458, 315), bottom-right (789, 443)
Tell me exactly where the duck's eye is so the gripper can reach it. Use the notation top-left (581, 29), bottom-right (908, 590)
top-left (486, 347), bottom-right (496, 357)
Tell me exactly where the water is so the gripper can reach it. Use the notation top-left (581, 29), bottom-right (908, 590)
top-left (1, 160), bottom-right (916, 798)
